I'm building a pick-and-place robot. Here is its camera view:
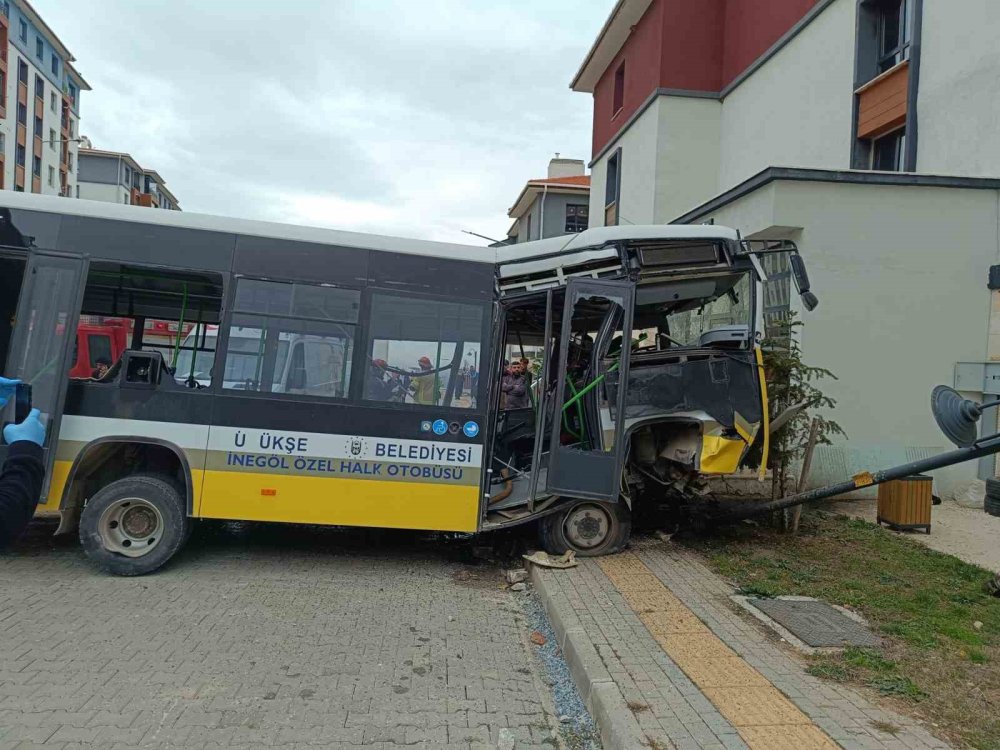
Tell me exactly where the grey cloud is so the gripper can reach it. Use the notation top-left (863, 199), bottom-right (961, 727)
top-left (38, 0), bottom-right (607, 241)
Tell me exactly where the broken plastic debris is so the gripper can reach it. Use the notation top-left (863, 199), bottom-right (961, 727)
top-left (522, 550), bottom-right (578, 569)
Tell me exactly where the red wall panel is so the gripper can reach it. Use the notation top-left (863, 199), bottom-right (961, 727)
top-left (589, 0), bottom-right (822, 157)
top-left (721, 0), bottom-right (820, 86)
top-left (592, 0), bottom-right (664, 157)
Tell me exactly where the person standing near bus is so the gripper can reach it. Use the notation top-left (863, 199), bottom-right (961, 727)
top-left (0, 377), bottom-right (46, 549)
top-left (412, 356), bottom-right (437, 405)
top-left (502, 361), bottom-right (529, 410)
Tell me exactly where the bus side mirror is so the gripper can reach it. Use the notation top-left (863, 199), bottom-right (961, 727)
top-left (789, 253), bottom-right (818, 311)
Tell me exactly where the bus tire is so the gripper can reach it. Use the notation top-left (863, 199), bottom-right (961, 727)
top-left (79, 474), bottom-right (190, 576)
top-left (539, 500), bottom-right (631, 557)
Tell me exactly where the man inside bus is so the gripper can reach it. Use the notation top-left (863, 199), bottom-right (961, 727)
top-left (411, 356), bottom-right (437, 405)
top-left (366, 358), bottom-right (393, 401)
top-left (502, 360), bottom-right (530, 410)
top-left (91, 357), bottom-right (112, 380)
top-left (0, 377), bottom-right (46, 549)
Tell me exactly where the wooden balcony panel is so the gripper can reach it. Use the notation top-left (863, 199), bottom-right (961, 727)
top-left (857, 60), bottom-right (909, 139)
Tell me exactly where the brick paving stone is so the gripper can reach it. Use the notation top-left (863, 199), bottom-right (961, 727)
top-left (535, 555), bottom-right (749, 749)
top-left (632, 539), bottom-right (952, 750)
top-left (0, 521), bottom-right (566, 749)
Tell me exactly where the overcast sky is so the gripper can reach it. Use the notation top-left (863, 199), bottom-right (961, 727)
top-left (37, 1), bottom-right (608, 245)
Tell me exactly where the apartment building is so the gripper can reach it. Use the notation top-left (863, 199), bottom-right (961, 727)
top-left (0, 0), bottom-right (89, 196)
top-left (573, 0), bottom-right (1000, 496)
top-left (505, 157), bottom-right (590, 244)
top-left (77, 147), bottom-right (180, 210)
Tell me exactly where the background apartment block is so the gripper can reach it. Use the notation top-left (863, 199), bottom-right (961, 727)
top-left (505, 157), bottom-right (590, 244)
top-left (573, 0), bottom-right (1000, 496)
top-left (0, 0), bottom-right (88, 196)
top-left (77, 147), bottom-right (180, 210)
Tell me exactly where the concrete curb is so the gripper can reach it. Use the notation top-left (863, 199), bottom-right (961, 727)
top-left (529, 564), bottom-right (649, 750)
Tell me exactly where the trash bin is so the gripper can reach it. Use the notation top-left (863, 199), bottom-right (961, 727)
top-left (877, 474), bottom-right (932, 534)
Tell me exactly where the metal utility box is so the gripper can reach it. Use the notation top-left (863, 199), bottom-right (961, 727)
top-left (877, 475), bottom-right (932, 533)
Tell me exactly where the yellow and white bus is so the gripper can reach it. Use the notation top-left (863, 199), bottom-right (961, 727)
top-left (0, 193), bottom-right (816, 575)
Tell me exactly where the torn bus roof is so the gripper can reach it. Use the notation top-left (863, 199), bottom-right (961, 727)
top-left (497, 224), bottom-right (740, 292)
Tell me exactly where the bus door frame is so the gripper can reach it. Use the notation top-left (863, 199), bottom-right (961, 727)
top-left (545, 277), bottom-right (634, 503)
top-left (4, 249), bottom-right (90, 497)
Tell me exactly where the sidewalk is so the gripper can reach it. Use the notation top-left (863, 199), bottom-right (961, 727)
top-left (531, 537), bottom-right (950, 750)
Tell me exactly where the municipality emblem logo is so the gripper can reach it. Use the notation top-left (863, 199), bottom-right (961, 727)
top-left (345, 437), bottom-right (369, 457)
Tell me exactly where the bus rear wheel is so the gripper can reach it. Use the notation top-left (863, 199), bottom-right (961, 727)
top-left (79, 474), bottom-right (189, 576)
top-left (539, 500), bottom-right (631, 557)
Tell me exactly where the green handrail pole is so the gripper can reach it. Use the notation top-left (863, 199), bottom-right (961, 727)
top-left (562, 361), bottom-right (620, 412)
top-left (187, 303), bottom-right (203, 380)
top-left (171, 282), bottom-right (188, 368)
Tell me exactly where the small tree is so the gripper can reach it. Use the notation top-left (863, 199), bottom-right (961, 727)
top-left (762, 313), bottom-right (845, 500)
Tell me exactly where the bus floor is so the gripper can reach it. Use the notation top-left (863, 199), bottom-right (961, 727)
top-left (0, 517), bottom-right (601, 749)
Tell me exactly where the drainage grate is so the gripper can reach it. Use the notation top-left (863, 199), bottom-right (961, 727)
top-left (749, 597), bottom-right (882, 649)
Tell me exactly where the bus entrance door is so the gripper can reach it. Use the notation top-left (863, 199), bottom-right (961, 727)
top-left (4, 250), bottom-right (89, 499)
top-left (546, 278), bottom-right (633, 502)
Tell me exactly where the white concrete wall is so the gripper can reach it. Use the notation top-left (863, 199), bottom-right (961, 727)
top-left (78, 181), bottom-right (127, 204)
top-left (651, 96), bottom-right (722, 222)
top-left (918, 0), bottom-right (1000, 176)
top-left (699, 180), bottom-right (1000, 496)
top-left (588, 99), bottom-right (660, 227)
top-left (716, 0), bottom-right (855, 191)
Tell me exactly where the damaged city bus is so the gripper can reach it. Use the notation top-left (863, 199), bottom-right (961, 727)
top-left (0, 193), bottom-right (815, 574)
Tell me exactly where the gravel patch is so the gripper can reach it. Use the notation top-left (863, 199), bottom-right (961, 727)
top-left (520, 588), bottom-right (602, 750)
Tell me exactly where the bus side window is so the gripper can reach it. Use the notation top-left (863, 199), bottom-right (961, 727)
top-left (221, 279), bottom-right (358, 398)
top-left (365, 292), bottom-right (484, 409)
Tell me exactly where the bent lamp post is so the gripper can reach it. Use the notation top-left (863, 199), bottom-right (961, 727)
top-left (711, 386), bottom-right (1000, 522)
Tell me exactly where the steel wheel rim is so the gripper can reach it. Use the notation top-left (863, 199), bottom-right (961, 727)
top-left (98, 497), bottom-right (164, 558)
top-left (563, 503), bottom-right (612, 550)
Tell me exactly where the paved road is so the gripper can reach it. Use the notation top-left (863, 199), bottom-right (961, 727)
top-left (0, 520), bottom-right (577, 749)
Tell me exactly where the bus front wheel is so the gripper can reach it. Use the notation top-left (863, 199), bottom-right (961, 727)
top-left (539, 500), bottom-right (631, 557)
top-left (79, 474), bottom-right (190, 576)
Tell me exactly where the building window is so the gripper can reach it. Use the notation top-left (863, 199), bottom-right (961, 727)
top-left (16, 101), bottom-right (25, 125)
top-left (612, 61), bottom-right (625, 116)
top-left (364, 292), bottom-right (484, 408)
top-left (0, 70), bottom-right (5, 108)
top-left (17, 18), bottom-right (25, 43)
top-left (67, 152), bottom-right (73, 171)
top-left (17, 57), bottom-right (26, 85)
top-left (872, 128), bottom-right (905, 171)
top-left (48, 128), bottom-right (55, 149)
top-left (565, 204), bottom-right (589, 233)
top-left (49, 91), bottom-right (56, 113)
top-left (47, 165), bottom-right (53, 186)
top-left (877, 0), bottom-right (912, 73)
top-left (123, 165), bottom-right (131, 185)
top-left (50, 53), bottom-right (58, 76)
top-left (33, 74), bottom-right (42, 100)
top-left (34, 35), bottom-right (42, 59)
top-left (605, 148), bottom-right (621, 226)
top-left (222, 279), bottom-right (360, 398)
top-left (33, 115), bottom-right (41, 137)
top-left (75, 184), bottom-right (79, 198)
top-left (31, 154), bottom-right (40, 177)
top-left (15, 143), bottom-right (24, 166)
top-left (0, 133), bottom-right (5, 153)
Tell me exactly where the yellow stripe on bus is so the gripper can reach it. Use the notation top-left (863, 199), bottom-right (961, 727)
top-left (197, 471), bottom-right (479, 532)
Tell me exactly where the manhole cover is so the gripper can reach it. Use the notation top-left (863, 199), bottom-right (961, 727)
top-left (749, 597), bottom-right (882, 649)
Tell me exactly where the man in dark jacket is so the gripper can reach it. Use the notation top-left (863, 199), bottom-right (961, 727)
top-left (0, 377), bottom-right (45, 550)
top-left (501, 361), bottom-right (530, 410)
